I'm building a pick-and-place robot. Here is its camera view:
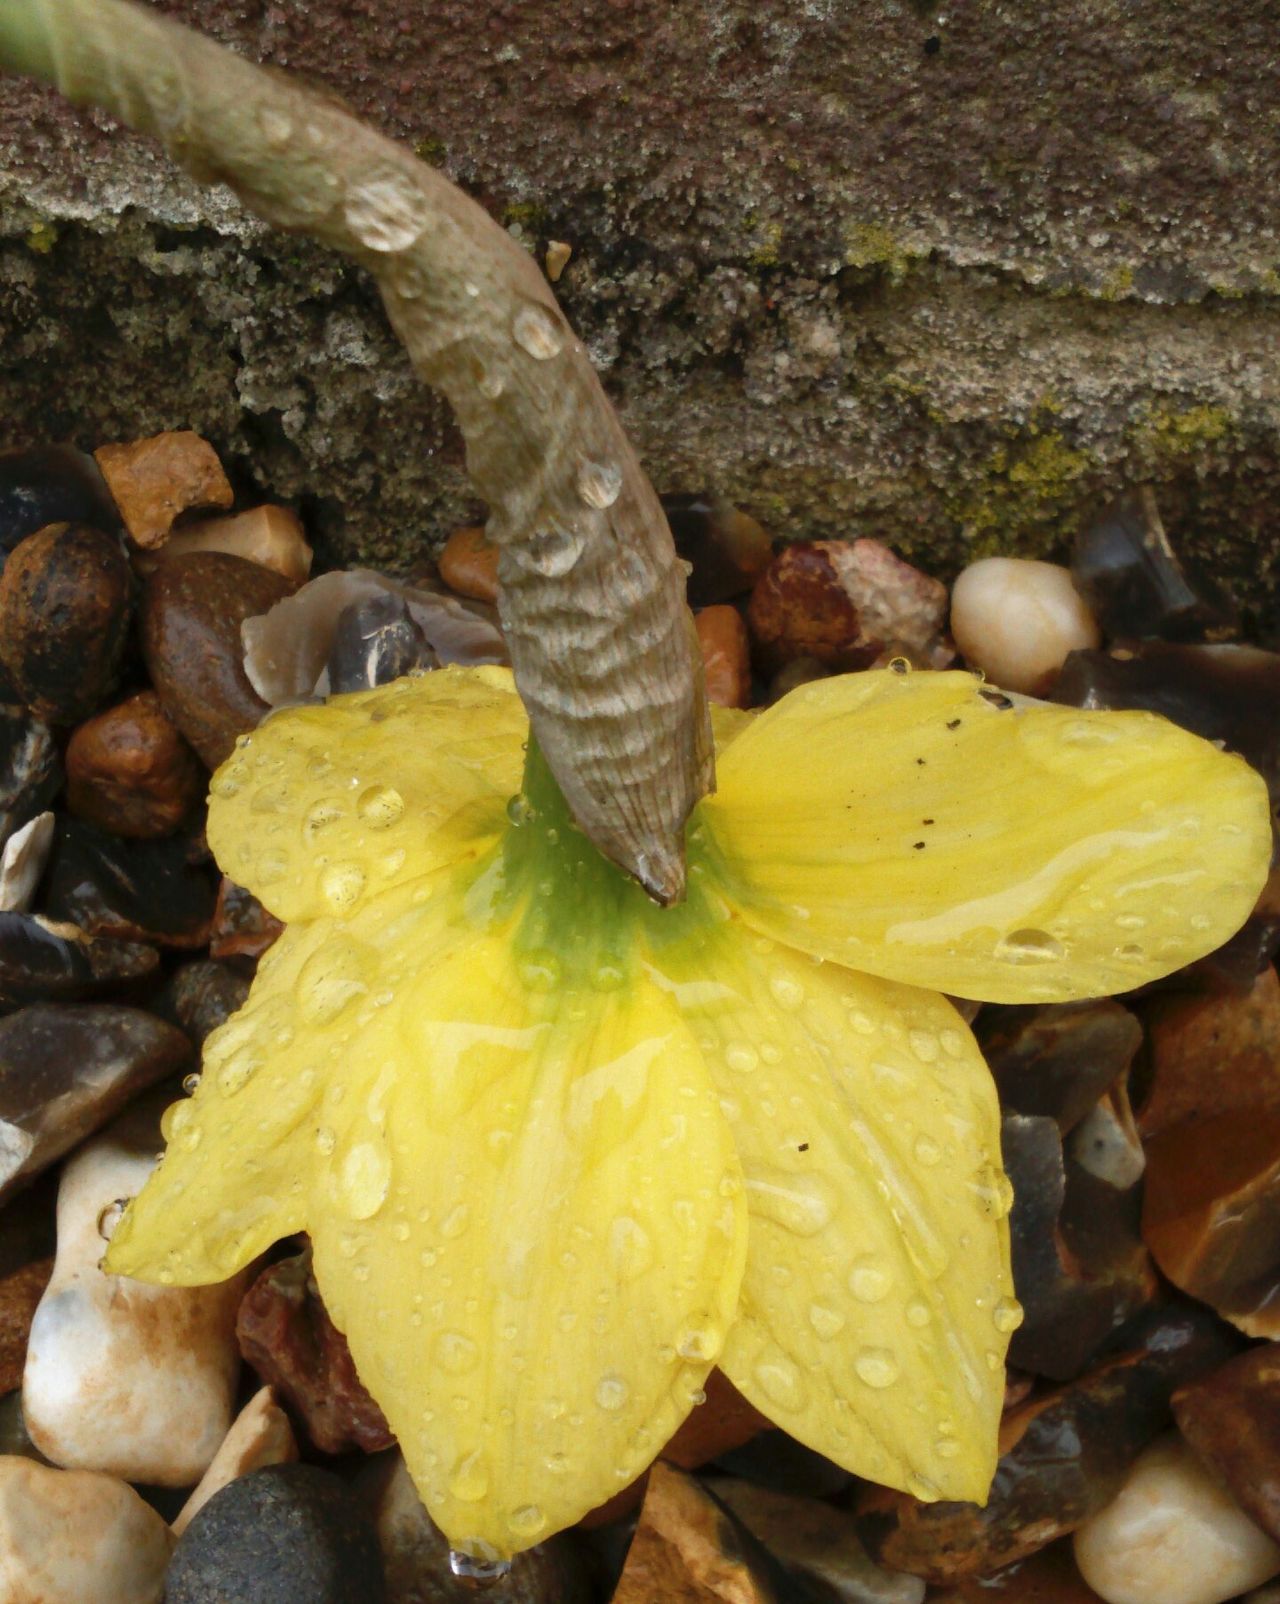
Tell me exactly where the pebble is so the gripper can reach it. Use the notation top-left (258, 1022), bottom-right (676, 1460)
top-left (23, 1101), bottom-right (247, 1485)
top-left (0, 1257), bottom-right (52, 1393)
top-left (695, 604), bottom-right (752, 708)
top-left (66, 690), bottom-right (205, 839)
top-left (43, 817), bottom-right (217, 949)
top-left (0, 708), bottom-right (60, 851)
top-left (150, 504), bottom-right (314, 582)
top-left (0, 1454), bottom-right (174, 1604)
top-left (0, 1003), bottom-right (190, 1204)
top-left (0, 444), bottom-right (120, 558)
top-left (158, 958), bottom-right (252, 1046)
top-left (237, 1248), bottom-right (393, 1455)
top-left (356, 1451), bottom-right (590, 1602)
top-left (950, 557), bottom-right (1101, 694)
top-left (326, 590), bottom-right (433, 693)
top-left (210, 877), bottom-right (284, 962)
top-left (661, 493), bottom-right (774, 606)
top-left (438, 524), bottom-right (499, 603)
top-left (981, 1000), bottom-right (1143, 1136)
top-left (0, 522), bottom-right (133, 724)
top-left (94, 430), bottom-right (233, 550)
top-left (142, 551), bottom-right (295, 768)
top-left (1173, 1345), bottom-right (1280, 1543)
top-left (0, 810), bottom-right (54, 912)
top-left (1074, 1434), bottom-right (1280, 1604)
top-left (173, 1386), bottom-right (298, 1538)
top-left (0, 912), bottom-right (159, 1011)
top-left (749, 538), bottom-right (948, 671)
top-left (165, 1464), bottom-right (387, 1604)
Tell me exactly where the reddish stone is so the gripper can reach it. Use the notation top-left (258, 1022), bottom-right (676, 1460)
top-left (94, 430), bottom-right (232, 549)
top-left (1143, 1109), bottom-right (1280, 1338)
top-left (696, 605), bottom-right (751, 709)
top-left (1173, 1345), bottom-right (1280, 1544)
top-left (237, 1247), bottom-right (393, 1455)
top-left (209, 879), bottom-right (284, 962)
top-left (438, 525), bottom-right (499, 604)
top-left (612, 1462), bottom-right (777, 1604)
top-left (0, 1257), bottom-right (52, 1394)
top-left (150, 505), bottom-right (314, 583)
top-left (66, 690), bottom-right (205, 840)
top-left (930, 1539), bottom-right (1104, 1603)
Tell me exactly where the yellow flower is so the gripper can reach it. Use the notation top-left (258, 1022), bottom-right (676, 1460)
top-left (105, 664), bottom-right (1269, 1562)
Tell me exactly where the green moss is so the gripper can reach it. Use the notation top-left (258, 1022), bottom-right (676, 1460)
top-left (1135, 402), bottom-right (1235, 462)
top-left (24, 219), bottom-right (57, 254)
top-left (1097, 265), bottom-right (1134, 301)
top-left (502, 200), bottom-right (550, 235)
top-left (840, 221), bottom-right (922, 282)
top-left (747, 219), bottom-right (784, 271)
top-left (413, 136), bottom-right (447, 166)
top-left (945, 430), bottom-right (1093, 557)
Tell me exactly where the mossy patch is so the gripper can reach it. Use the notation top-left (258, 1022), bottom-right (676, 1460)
top-left (945, 430), bottom-right (1093, 558)
top-left (1134, 402), bottom-right (1235, 463)
top-left (841, 221), bottom-right (923, 282)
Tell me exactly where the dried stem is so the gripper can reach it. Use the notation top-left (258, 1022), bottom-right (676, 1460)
top-left (0, 0), bottom-right (713, 903)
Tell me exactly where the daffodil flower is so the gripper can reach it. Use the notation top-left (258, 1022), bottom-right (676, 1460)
top-left (105, 664), bottom-right (1269, 1562)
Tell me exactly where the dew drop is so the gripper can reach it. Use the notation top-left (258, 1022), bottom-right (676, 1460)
top-left (608, 1216), bottom-right (653, 1282)
top-left (357, 785), bottom-right (405, 829)
top-left (544, 1452), bottom-right (568, 1475)
top-left (576, 458), bottom-right (623, 509)
top-left (753, 1352), bottom-right (807, 1412)
top-left (441, 1203), bottom-right (471, 1239)
top-left (256, 105), bottom-right (295, 146)
top-left (434, 1331), bottom-right (479, 1374)
top-left (675, 1319), bottom-right (724, 1363)
top-left (724, 1041), bottom-right (759, 1073)
top-left (181, 1072), bottom-right (202, 1095)
top-left (913, 1135), bottom-right (942, 1166)
top-left (303, 796), bottom-right (346, 843)
top-left (855, 1348), bottom-right (901, 1388)
top-left (939, 1028), bottom-right (965, 1056)
top-left (336, 1140), bottom-right (391, 1220)
top-left (595, 1373), bottom-right (630, 1411)
top-left (905, 1298), bottom-right (932, 1328)
top-left (808, 1302), bottom-right (846, 1339)
top-left (97, 1199), bottom-right (128, 1241)
top-left (518, 950), bottom-right (561, 993)
top-left (1115, 942), bottom-right (1146, 962)
top-left (745, 1166), bottom-right (834, 1237)
top-left (848, 1258), bottom-right (892, 1303)
top-left (321, 862), bottom-right (367, 913)
top-left (769, 972), bottom-right (805, 1011)
top-left (217, 1053), bottom-right (262, 1098)
top-left (994, 928), bottom-right (1064, 965)
top-left (908, 1028), bottom-right (939, 1063)
top-left (591, 961), bottom-right (625, 992)
top-left (344, 173), bottom-right (430, 252)
top-left (447, 1452), bottom-right (491, 1504)
top-left (992, 1295), bottom-right (1024, 1334)
top-left (935, 1438), bottom-right (961, 1459)
top-left (476, 367), bottom-right (506, 401)
top-left (314, 1126), bottom-right (336, 1156)
top-left (512, 304), bottom-right (563, 360)
top-left (508, 1504), bottom-right (547, 1539)
top-left (297, 940), bottom-right (369, 1025)
top-left (907, 1473), bottom-right (940, 1502)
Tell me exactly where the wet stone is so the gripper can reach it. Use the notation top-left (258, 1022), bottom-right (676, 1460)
top-left (1142, 1109), bottom-right (1280, 1337)
top-left (356, 1451), bottom-right (591, 1603)
top-left (1002, 1111), bottom-right (1156, 1381)
top-left (713, 1426), bottom-right (854, 1499)
top-left (695, 604), bottom-right (752, 709)
top-left (326, 590), bottom-right (433, 694)
top-left (661, 493), bottom-right (774, 607)
top-left (0, 709), bottom-right (59, 853)
top-left (174, 1386), bottom-right (298, 1538)
top-left (0, 445), bottom-right (119, 562)
top-left (94, 430), bottom-right (233, 550)
top-left (0, 811), bottom-right (53, 914)
top-left (1138, 966), bottom-right (1280, 1138)
top-left (710, 1476), bottom-right (926, 1603)
top-left (0, 1257), bottom-right (52, 1396)
top-left (1074, 1433), bottom-right (1280, 1604)
top-left (0, 1455), bottom-right (174, 1604)
top-left (152, 504), bottom-right (314, 582)
top-left (981, 1001), bottom-right (1143, 1136)
top-left (165, 1464), bottom-right (387, 1604)
top-left (210, 878), bottom-right (285, 962)
top-left (926, 1539), bottom-right (1104, 1603)
top-left (42, 817), bottom-right (217, 949)
top-left (157, 958), bottom-right (252, 1047)
top-left (143, 552), bottom-right (296, 769)
top-left (237, 1246), bottom-right (394, 1455)
top-left (856, 1303), bottom-right (1238, 1584)
top-left (66, 690), bottom-right (205, 840)
top-left (1173, 1345), bottom-right (1280, 1544)
top-left (748, 539), bottom-right (947, 672)
top-left (0, 913), bottom-right (159, 1013)
top-left (0, 522), bottom-right (133, 725)
top-left (951, 557), bottom-right (1101, 695)
top-left (1071, 489), bottom-right (1238, 644)
top-left (0, 1003), bottom-right (189, 1205)
top-left (438, 524), bottom-right (499, 604)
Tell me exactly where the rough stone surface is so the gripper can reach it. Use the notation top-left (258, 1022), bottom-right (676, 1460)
top-left (1, 3), bottom-right (1279, 625)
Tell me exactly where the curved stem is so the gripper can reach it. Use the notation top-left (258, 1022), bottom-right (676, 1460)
top-left (0, 0), bottom-right (712, 903)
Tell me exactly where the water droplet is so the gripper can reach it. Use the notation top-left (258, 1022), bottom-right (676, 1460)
top-left (724, 1041), bottom-right (759, 1073)
top-left (357, 785), bottom-right (404, 829)
top-left (675, 1319), bottom-right (724, 1363)
top-left (905, 1298), bottom-right (932, 1328)
top-left (255, 847), bottom-right (289, 886)
top-left (441, 1203), bottom-right (471, 1239)
top-left (753, 1353), bottom-right (807, 1411)
top-left (935, 1438), bottom-right (961, 1459)
top-left (544, 1451), bottom-right (568, 1475)
top-left (994, 929), bottom-right (1064, 965)
top-left (434, 1331), bottom-right (479, 1374)
top-left (769, 972), bottom-right (805, 1011)
top-left (344, 172), bottom-right (430, 251)
top-left (297, 939), bottom-right (369, 1025)
top-left (314, 1126), bottom-right (336, 1156)
top-left (517, 950), bottom-right (561, 992)
top-left (608, 1216), bottom-right (653, 1282)
top-left (321, 862), bottom-right (367, 913)
top-left (576, 458), bottom-right (622, 509)
top-left (855, 1348), bottom-right (900, 1388)
top-left (907, 1473), bottom-right (941, 1502)
top-left (448, 1451), bottom-right (491, 1504)
top-left (256, 104), bottom-right (294, 147)
top-left (913, 1135), bottom-right (941, 1166)
top-left (476, 366), bottom-right (505, 400)
top-left (1115, 912), bottom-right (1147, 931)
top-left (591, 961), bottom-right (625, 992)
top-left (216, 1052), bottom-right (262, 1098)
top-left (848, 1258), bottom-right (892, 1303)
top-left (745, 1166), bottom-right (834, 1237)
top-left (808, 1302), bottom-right (846, 1339)
top-left (595, 1373), bottom-right (630, 1411)
top-left (97, 1199), bottom-right (128, 1240)
top-left (992, 1296), bottom-right (1024, 1334)
top-left (506, 793), bottom-right (533, 827)
top-left (508, 1504), bottom-right (547, 1539)
top-left (336, 1140), bottom-right (391, 1220)
top-left (512, 304), bottom-right (563, 359)
top-left (304, 796), bottom-right (346, 843)
top-left (908, 1028), bottom-right (939, 1063)
top-left (181, 1072), bottom-right (202, 1095)
top-left (1115, 942), bottom-right (1146, 962)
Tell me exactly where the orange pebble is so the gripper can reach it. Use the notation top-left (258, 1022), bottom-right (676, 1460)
top-left (438, 525), bottom-right (499, 604)
top-left (696, 604), bottom-right (751, 708)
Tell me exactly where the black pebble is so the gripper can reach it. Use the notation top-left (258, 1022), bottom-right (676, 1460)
top-left (165, 1464), bottom-right (387, 1604)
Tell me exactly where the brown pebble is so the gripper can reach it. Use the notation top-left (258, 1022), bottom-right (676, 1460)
top-left (94, 430), bottom-right (232, 550)
top-left (209, 878), bottom-right (284, 962)
top-left (66, 691), bottom-right (204, 839)
top-left (696, 605), bottom-right (752, 709)
top-left (1173, 1346), bottom-right (1280, 1544)
top-left (438, 525), bottom-right (499, 603)
top-left (0, 523), bottom-right (132, 725)
top-left (142, 553), bottom-right (296, 769)
top-left (147, 505), bottom-right (313, 583)
top-left (613, 1461), bottom-right (777, 1604)
top-left (0, 1256), bottom-right (53, 1393)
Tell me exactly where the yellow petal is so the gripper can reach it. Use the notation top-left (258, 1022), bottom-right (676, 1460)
top-left (206, 665), bottom-right (527, 922)
top-left (653, 921), bottom-right (1013, 1502)
top-left (305, 920), bottom-right (746, 1560)
top-left (700, 669), bottom-right (1271, 1002)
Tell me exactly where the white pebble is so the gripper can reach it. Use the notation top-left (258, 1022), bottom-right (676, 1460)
top-left (0, 1455), bottom-right (172, 1603)
top-left (23, 1103), bottom-right (248, 1486)
top-left (951, 557), bottom-right (1100, 694)
top-left (172, 1385), bottom-right (297, 1536)
top-left (1075, 1433), bottom-right (1280, 1604)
